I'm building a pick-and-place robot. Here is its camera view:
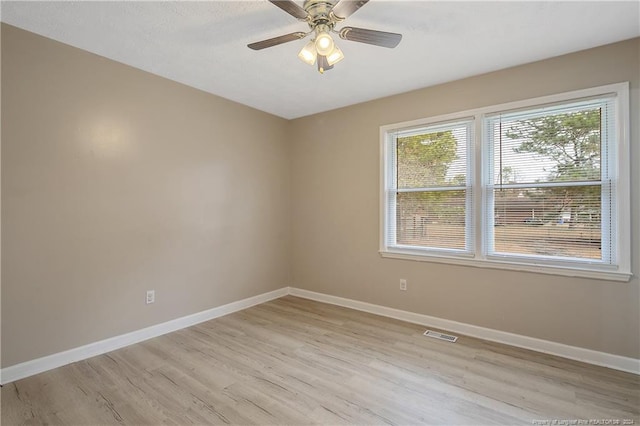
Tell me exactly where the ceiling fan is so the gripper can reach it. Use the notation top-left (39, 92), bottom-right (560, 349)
top-left (248, 0), bottom-right (402, 73)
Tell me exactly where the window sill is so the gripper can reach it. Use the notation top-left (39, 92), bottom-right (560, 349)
top-left (379, 250), bottom-right (632, 282)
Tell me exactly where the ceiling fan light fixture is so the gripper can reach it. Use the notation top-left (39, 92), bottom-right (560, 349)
top-left (315, 31), bottom-right (335, 56)
top-left (298, 40), bottom-right (317, 65)
top-left (326, 45), bottom-right (344, 66)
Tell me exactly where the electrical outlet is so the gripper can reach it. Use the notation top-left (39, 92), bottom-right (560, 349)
top-left (399, 279), bottom-right (407, 291)
top-left (146, 290), bottom-right (155, 304)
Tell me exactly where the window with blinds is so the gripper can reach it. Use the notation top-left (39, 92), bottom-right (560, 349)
top-left (485, 97), bottom-right (614, 264)
top-left (380, 83), bottom-right (630, 280)
top-left (385, 120), bottom-right (473, 255)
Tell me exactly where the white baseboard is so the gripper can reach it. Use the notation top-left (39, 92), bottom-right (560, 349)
top-left (288, 287), bottom-right (640, 375)
top-left (0, 287), bottom-right (289, 385)
top-left (3, 285), bottom-right (637, 384)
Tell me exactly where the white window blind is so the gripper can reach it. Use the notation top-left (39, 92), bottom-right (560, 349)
top-left (385, 119), bottom-right (473, 255)
top-left (484, 97), bottom-right (615, 265)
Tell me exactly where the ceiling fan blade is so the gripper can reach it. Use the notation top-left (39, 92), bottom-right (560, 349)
top-left (268, 0), bottom-right (308, 20)
top-left (338, 27), bottom-right (402, 48)
top-left (248, 32), bottom-right (307, 50)
top-left (331, 0), bottom-right (369, 20)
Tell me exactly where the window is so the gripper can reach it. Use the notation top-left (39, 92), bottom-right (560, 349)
top-left (381, 83), bottom-right (630, 281)
top-left (485, 99), bottom-right (614, 264)
top-left (388, 120), bottom-right (473, 255)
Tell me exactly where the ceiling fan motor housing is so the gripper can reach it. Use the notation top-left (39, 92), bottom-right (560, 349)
top-left (303, 0), bottom-right (338, 30)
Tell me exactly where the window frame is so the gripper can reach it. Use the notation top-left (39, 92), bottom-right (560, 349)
top-left (386, 118), bottom-right (475, 257)
top-left (380, 82), bottom-right (631, 282)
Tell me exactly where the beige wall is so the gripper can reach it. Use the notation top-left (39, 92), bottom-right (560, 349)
top-left (290, 38), bottom-right (640, 359)
top-left (1, 24), bottom-right (291, 367)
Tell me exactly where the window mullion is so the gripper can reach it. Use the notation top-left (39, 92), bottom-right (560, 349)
top-left (474, 114), bottom-right (485, 259)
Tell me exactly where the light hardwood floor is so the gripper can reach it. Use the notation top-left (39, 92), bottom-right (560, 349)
top-left (2, 296), bottom-right (639, 425)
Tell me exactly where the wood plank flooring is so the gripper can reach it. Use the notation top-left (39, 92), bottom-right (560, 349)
top-left (2, 296), bottom-right (639, 425)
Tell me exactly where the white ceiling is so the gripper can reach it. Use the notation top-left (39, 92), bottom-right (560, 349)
top-left (2, 1), bottom-right (639, 119)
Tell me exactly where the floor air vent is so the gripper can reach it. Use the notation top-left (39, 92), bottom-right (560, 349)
top-left (423, 330), bottom-right (458, 343)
